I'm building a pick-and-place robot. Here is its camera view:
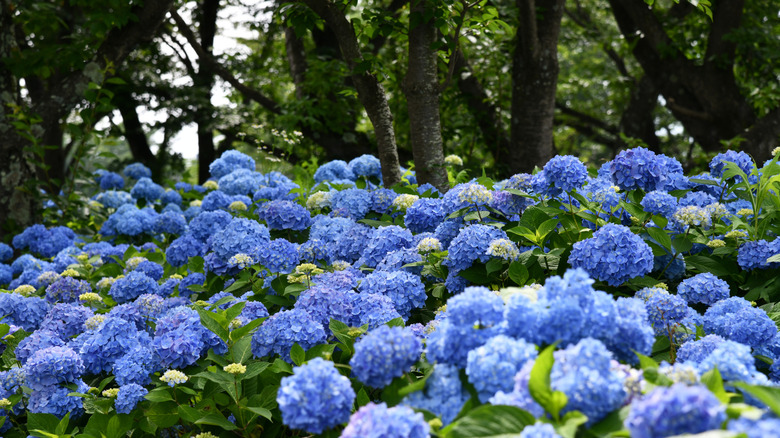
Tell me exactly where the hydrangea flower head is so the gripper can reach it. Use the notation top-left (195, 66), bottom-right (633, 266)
top-left (458, 183), bottom-right (493, 205)
top-left (23, 346), bottom-right (84, 390)
top-left (738, 239), bottom-right (780, 270)
top-left (487, 238), bottom-right (521, 261)
top-left (709, 150), bottom-right (754, 181)
top-left (608, 147), bottom-right (665, 191)
top-left (677, 273), bottom-right (730, 305)
top-left (277, 357), bottom-right (355, 434)
top-left (115, 383), bottom-right (148, 414)
top-left (160, 369), bottom-right (188, 386)
top-left (542, 155), bottom-right (588, 193)
top-left (417, 237), bottom-right (443, 253)
top-left (358, 270), bottom-right (426, 319)
top-left (350, 325), bottom-right (422, 388)
top-left (641, 191), bottom-right (678, 217)
top-left (466, 334), bottom-right (538, 402)
top-left (210, 150), bottom-right (255, 179)
top-left (251, 309), bottom-right (327, 362)
top-left (341, 402), bottom-right (430, 438)
top-left (625, 383), bottom-right (726, 438)
top-left (568, 224), bottom-right (653, 286)
top-left (258, 200), bottom-right (312, 230)
top-left (445, 224), bottom-right (508, 271)
top-left (123, 162), bottom-right (152, 179)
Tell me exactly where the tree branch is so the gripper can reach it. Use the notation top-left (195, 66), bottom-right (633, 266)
top-left (170, 8), bottom-right (281, 114)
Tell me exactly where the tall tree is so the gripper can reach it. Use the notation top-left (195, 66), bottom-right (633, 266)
top-left (0, 0), bottom-right (175, 234)
top-left (405, 0), bottom-right (448, 192)
top-left (298, 0), bottom-right (402, 187)
top-left (509, 0), bottom-right (566, 174)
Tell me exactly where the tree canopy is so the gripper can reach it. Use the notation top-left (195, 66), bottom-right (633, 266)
top-left (1, 0), bottom-right (779, 234)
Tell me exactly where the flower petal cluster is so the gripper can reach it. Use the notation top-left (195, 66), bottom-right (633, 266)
top-left (569, 224), bottom-right (653, 286)
top-left (625, 383), bottom-right (726, 438)
top-left (277, 357), bottom-right (355, 434)
top-left (342, 402), bottom-right (430, 438)
top-left (251, 309), bottom-right (326, 362)
top-left (350, 325), bottom-right (422, 387)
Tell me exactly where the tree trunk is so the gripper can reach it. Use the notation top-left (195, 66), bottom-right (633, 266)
top-left (301, 0), bottom-right (402, 187)
top-left (195, 0), bottom-right (219, 183)
top-left (619, 74), bottom-right (660, 152)
top-left (404, 0), bottom-right (448, 193)
top-left (509, 0), bottom-right (565, 174)
top-left (114, 86), bottom-right (168, 179)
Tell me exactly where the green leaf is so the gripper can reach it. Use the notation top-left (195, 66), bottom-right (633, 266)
top-left (245, 406), bottom-right (273, 421)
top-left (244, 361), bottom-right (271, 379)
top-left (224, 301), bottom-right (247, 323)
top-left (230, 317), bottom-right (266, 344)
top-left (535, 218), bottom-right (561, 242)
top-left (636, 353), bottom-right (659, 371)
top-left (144, 387), bottom-right (174, 402)
top-left (224, 279), bottom-right (251, 294)
top-left (290, 343), bottom-right (305, 366)
top-left (231, 336), bottom-right (253, 364)
top-left (701, 367), bottom-right (730, 403)
top-left (508, 261), bottom-right (529, 286)
top-left (443, 405), bottom-right (535, 438)
top-left (188, 256), bottom-right (205, 273)
top-left (519, 206), bottom-right (551, 230)
top-left (486, 258), bottom-right (504, 275)
top-left (672, 234), bottom-right (693, 254)
top-left (194, 306), bottom-right (229, 342)
top-left (733, 383), bottom-right (780, 416)
top-left (195, 412), bottom-right (238, 430)
top-left (386, 317), bottom-right (405, 328)
top-left (145, 401), bottom-right (179, 428)
top-left (556, 410), bottom-right (588, 438)
top-left (646, 227), bottom-right (672, 252)
top-left (27, 413), bottom-right (62, 435)
top-left (528, 344), bottom-right (568, 421)
top-left (357, 387), bottom-right (371, 407)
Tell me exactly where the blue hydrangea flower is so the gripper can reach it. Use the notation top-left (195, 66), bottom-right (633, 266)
top-left (569, 224), bottom-right (653, 286)
top-left (210, 150), bottom-right (256, 179)
top-left (94, 190), bottom-right (135, 209)
top-left (679, 191), bottom-right (716, 208)
top-left (641, 191), bottom-right (678, 217)
top-left (254, 238), bottom-right (299, 274)
top-left (45, 277), bottom-right (92, 304)
top-left (348, 154), bottom-right (382, 179)
top-left (14, 330), bottom-right (66, 364)
top-left (79, 317), bottom-right (148, 374)
top-left (153, 211), bottom-right (187, 235)
top-left (333, 223), bottom-right (375, 262)
top-left (314, 160), bottom-right (355, 183)
top-left (710, 150), bottom-right (754, 181)
top-left (608, 297), bottom-right (655, 363)
top-left (608, 147), bottom-right (665, 191)
top-left (0, 243), bottom-right (12, 262)
top-left (644, 291), bottom-right (689, 335)
top-left (12, 225), bottom-right (76, 258)
top-left (703, 297), bottom-right (777, 348)
top-left (349, 293), bottom-right (403, 329)
top-left (404, 198), bottom-right (446, 234)
top-left (99, 171), bottom-right (125, 190)
top-left (0, 293), bottom-right (50, 332)
top-left (520, 423), bottom-right (563, 438)
top-left (130, 177), bottom-right (164, 202)
top-left (218, 168), bottom-right (263, 195)
top-left (342, 402), bottom-right (430, 438)
top-left (160, 189), bottom-right (182, 206)
top-left (132, 260), bottom-right (164, 281)
top-left (113, 345), bottom-right (156, 386)
top-left (677, 334), bottom-right (725, 364)
top-left (153, 306), bottom-right (225, 369)
top-left (309, 216), bottom-right (355, 243)
top-left (299, 238), bottom-right (330, 265)
top-left (677, 273), bottom-right (730, 305)
top-left (625, 383), bottom-right (726, 438)
top-left (277, 357), bottom-right (355, 434)
top-left (189, 210), bottom-right (232, 243)
top-left (434, 219), bottom-right (464, 249)
top-left (210, 218), bottom-right (270, 262)
top-left (313, 268), bottom-right (364, 292)
top-left (258, 200), bottom-right (312, 230)
top-left (331, 188), bottom-right (372, 219)
top-left (358, 271), bottom-right (426, 320)
top-left (542, 155), bottom-right (588, 194)
top-left (109, 270), bottom-right (159, 304)
top-left (358, 225), bottom-right (415, 268)
top-left (165, 234), bottom-right (206, 267)
top-left (376, 248), bottom-right (423, 275)
top-left (39, 303), bottom-right (93, 339)
top-left (489, 361), bottom-right (544, 417)
top-left (738, 239), bottom-right (780, 270)
top-left (123, 162), bottom-right (152, 179)
top-left (251, 309), bottom-right (327, 362)
top-left (402, 363), bottom-right (469, 426)
top-left (695, 340), bottom-right (757, 382)
top-left (294, 286), bottom-right (355, 329)
top-left (549, 338), bottom-right (627, 423)
top-left (371, 188), bottom-right (398, 214)
top-left (28, 379), bottom-right (89, 419)
top-left (466, 334), bottom-right (538, 402)
top-left (115, 383), bottom-right (148, 414)
top-left (350, 325), bottom-right (422, 388)
top-left (23, 346), bottom-right (83, 390)
top-left (0, 263), bottom-right (11, 285)
top-left (444, 224), bottom-right (508, 271)
top-left (100, 205), bottom-right (157, 236)
top-left (427, 287), bottom-right (505, 366)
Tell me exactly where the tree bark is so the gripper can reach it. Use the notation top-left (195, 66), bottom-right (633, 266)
top-left (509, 0), bottom-right (566, 174)
top-left (619, 74), bottom-right (660, 152)
top-left (300, 0), bottom-right (402, 187)
top-left (404, 0), bottom-right (448, 192)
top-left (194, 0), bottom-right (219, 183)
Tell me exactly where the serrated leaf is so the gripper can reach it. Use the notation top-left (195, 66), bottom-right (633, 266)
top-left (508, 261), bottom-right (529, 286)
top-left (194, 306), bottom-right (229, 342)
top-left (646, 227), bottom-right (672, 252)
top-left (443, 405), bottom-right (535, 438)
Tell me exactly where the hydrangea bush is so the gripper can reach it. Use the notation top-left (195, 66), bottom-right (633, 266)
top-left (1, 148), bottom-right (780, 437)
